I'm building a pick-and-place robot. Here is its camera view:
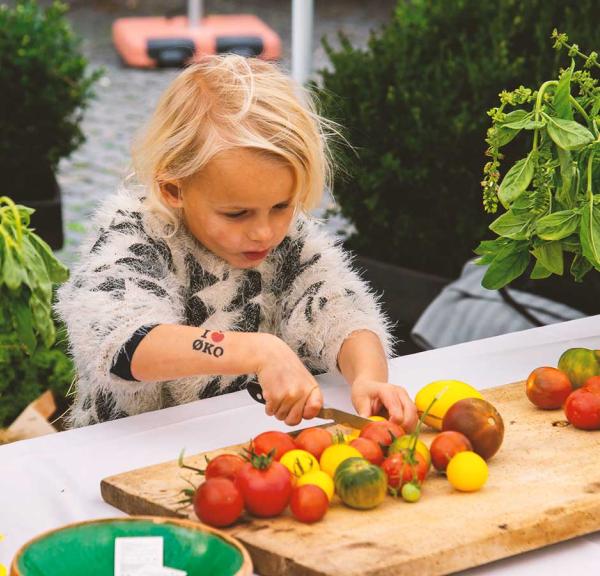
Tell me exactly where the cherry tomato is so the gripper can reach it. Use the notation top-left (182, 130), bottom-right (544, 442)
top-left (401, 482), bottom-right (421, 503)
top-left (359, 420), bottom-right (405, 448)
top-left (430, 431), bottom-right (472, 472)
top-left (193, 477), bottom-right (244, 527)
top-left (564, 388), bottom-right (600, 430)
top-left (251, 431), bottom-right (296, 461)
top-left (289, 484), bottom-right (329, 523)
top-left (349, 437), bottom-right (384, 466)
top-left (381, 452), bottom-right (428, 489)
top-left (294, 427), bottom-right (333, 460)
top-left (204, 453), bottom-right (245, 482)
top-left (235, 458), bottom-right (293, 517)
top-left (583, 376), bottom-right (600, 396)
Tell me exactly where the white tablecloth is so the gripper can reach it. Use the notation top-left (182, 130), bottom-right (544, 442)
top-left (1, 316), bottom-right (600, 575)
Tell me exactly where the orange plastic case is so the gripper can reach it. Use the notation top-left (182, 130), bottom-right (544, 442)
top-left (113, 14), bottom-right (281, 67)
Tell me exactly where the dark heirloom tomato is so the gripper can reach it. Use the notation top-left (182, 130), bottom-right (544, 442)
top-left (442, 398), bottom-right (504, 460)
top-left (289, 484), bottom-right (329, 523)
top-left (359, 420), bottom-right (405, 448)
top-left (350, 437), bottom-right (385, 465)
top-left (564, 388), bottom-right (600, 430)
top-left (193, 477), bottom-right (244, 527)
top-left (204, 454), bottom-right (245, 482)
top-left (235, 457), bottom-right (293, 517)
top-left (251, 431), bottom-right (296, 461)
top-left (294, 427), bottom-right (333, 460)
top-left (526, 367), bottom-right (572, 409)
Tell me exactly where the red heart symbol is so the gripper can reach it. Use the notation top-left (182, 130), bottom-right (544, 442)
top-left (211, 331), bottom-right (224, 343)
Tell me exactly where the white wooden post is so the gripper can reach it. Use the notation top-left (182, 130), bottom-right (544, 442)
top-left (292, 0), bottom-right (314, 84)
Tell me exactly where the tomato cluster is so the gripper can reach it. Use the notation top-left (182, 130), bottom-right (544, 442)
top-left (526, 364), bottom-right (600, 430)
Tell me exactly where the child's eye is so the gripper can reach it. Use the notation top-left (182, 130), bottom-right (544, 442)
top-left (274, 203), bottom-right (290, 211)
top-left (223, 211), bottom-right (247, 219)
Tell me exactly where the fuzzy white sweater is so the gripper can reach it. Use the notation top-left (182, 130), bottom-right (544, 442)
top-left (55, 188), bottom-right (393, 427)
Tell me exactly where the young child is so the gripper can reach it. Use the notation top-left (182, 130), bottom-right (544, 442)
top-left (56, 55), bottom-right (417, 430)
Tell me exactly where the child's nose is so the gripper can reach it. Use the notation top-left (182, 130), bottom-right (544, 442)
top-left (248, 222), bottom-right (272, 244)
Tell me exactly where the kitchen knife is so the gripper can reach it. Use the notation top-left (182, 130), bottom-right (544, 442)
top-left (246, 380), bottom-right (372, 429)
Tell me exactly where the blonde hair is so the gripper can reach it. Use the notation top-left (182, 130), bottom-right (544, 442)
top-left (132, 55), bottom-right (337, 232)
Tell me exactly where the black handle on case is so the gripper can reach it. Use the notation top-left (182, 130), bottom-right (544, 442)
top-left (246, 380), bottom-right (266, 404)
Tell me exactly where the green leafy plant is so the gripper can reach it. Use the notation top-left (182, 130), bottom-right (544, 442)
top-left (0, 196), bottom-right (73, 427)
top-left (316, 0), bottom-right (599, 279)
top-left (0, 0), bottom-right (102, 201)
top-left (477, 31), bottom-right (600, 290)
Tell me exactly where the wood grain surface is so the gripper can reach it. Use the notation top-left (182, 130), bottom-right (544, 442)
top-left (101, 382), bottom-right (600, 576)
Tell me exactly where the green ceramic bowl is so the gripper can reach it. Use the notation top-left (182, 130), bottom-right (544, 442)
top-left (11, 516), bottom-right (252, 576)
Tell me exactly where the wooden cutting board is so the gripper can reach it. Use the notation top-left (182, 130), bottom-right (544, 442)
top-left (101, 382), bottom-right (600, 576)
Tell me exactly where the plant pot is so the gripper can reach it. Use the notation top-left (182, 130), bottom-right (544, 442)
top-left (351, 253), bottom-right (450, 356)
top-left (18, 170), bottom-right (64, 251)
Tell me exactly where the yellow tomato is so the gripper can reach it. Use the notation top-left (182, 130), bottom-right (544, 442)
top-left (319, 444), bottom-right (362, 478)
top-left (296, 470), bottom-right (335, 501)
top-left (280, 449), bottom-right (319, 478)
top-left (446, 451), bottom-right (488, 492)
top-left (390, 434), bottom-right (431, 470)
top-left (415, 380), bottom-right (483, 430)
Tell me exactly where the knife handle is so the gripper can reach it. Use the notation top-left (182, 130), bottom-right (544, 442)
top-left (247, 380), bottom-right (266, 405)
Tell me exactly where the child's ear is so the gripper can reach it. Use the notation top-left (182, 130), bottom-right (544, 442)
top-left (160, 181), bottom-right (183, 208)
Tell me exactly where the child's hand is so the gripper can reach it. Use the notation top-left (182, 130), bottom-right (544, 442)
top-left (351, 379), bottom-right (418, 432)
top-left (254, 334), bottom-right (323, 426)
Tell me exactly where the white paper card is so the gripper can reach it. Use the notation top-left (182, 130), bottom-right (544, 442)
top-left (131, 566), bottom-right (187, 576)
top-left (114, 536), bottom-right (164, 576)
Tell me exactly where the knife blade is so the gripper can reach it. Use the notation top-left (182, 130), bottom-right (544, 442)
top-left (246, 381), bottom-right (371, 429)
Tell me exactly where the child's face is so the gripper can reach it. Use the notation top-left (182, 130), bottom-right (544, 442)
top-left (165, 148), bottom-right (296, 269)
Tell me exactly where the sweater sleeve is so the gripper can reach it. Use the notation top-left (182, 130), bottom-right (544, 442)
top-left (55, 204), bottom-right (184, 394)
top-left (274, 218), bottom-right (394, 375)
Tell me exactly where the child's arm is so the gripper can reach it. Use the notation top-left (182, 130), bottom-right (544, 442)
top-left (337, 329), bottom-right (418, 431)
top-left (131, 325), bottom-right (323, 425)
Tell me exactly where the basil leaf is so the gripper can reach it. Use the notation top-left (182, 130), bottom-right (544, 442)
top-left (532, 242), bottom-right (563, 275)
top-left (556, 148), bottom-right (576, 207)
top-left (490, 125), bottom-right (522, 148)
top-left (498, 152), bottom-right (535, 208)
top-left (535, 209), bottom-right (580, 240)
top-left (21, 234), bottom-right (51, 303)
top-left (27, 232), bottom-right (69, 283)
top-left (571, 253), bottom-right (593, 282)
top-left (30, 293), bottom-right (55, 348)
top-left (502, 111), bottom-right (533, 129)
top-left (489, 210), bottom-right (531, 240)
top-left (2, 244), bottom-right (24, 290)
top-left (481, 243), bottom-right (530, 290)
top-left (553, 61), bottom-right (575, 121)
top-left (580, 200), bottom-right (600, 269)
top-left (544, 115), bottom-right (595, 151)
top-left (12, 295), bottom-right (36, 354)
top-left (530, 260), bottom-right (552, 279)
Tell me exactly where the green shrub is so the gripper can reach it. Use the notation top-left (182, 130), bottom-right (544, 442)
top-left (0, 0), bottom-right (101, 201)
top-left (317, 0), bottom-right (600, 279)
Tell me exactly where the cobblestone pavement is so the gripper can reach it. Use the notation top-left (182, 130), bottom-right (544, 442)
top-left (53, 0), bottom-right (395, 266)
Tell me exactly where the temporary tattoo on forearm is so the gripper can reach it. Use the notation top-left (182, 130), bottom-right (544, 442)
top-left (192, 329), bottom-right (225, 357)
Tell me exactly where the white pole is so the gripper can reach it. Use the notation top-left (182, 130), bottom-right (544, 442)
top-left (188, 0), bottom-right (203, 28)
top-left (292, 0), bottom-right (314, 84)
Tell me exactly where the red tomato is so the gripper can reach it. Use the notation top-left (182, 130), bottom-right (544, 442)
top-left (564, 388), bottom-right (600, 430)
top-left (251, 431), bottom-right (296, 461)
top-left (205, 454), bottom-right (245, 482)
top-left (295, 427), bottom-right (333, 460)
top-left (359, 420), bottom-right (405, 448)
top-left (289, 484), bottom-right (329, 523)
top-left (193, 477), bottom-right (244, 527)
top-left (583, 376), bottom-right (600, 396)
top-left (430, 431), bottom-right (472, 472)
top-left (350, 437), bottom-right (384, 465)
top-left (381, 452), bottom-right (428, 489)
top-left (235, 459), bottom-right (293, 517)
top-left (526, 367), bottom-right (572, 409)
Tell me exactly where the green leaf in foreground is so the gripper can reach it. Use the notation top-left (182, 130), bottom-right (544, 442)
top-left (544, 115), bottom-right (595, 150)
top-left (498, 153), bottom-right (535, 208)
top-left (532, 242), bottom-right (563, 275)
top-left (535, 209), bottom-right (580, 240)
top-left (481, 243), bottom-right (530, 290)
top-left (489, 210), bottom-right (531, 240)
